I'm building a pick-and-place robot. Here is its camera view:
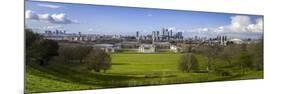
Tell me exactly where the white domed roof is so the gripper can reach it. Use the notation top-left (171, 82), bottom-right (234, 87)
top-left (229, 38), bottom-right (243, 44)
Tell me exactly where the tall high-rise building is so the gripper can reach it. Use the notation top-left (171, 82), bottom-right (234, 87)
top-left (78, 32), bottom-right (82, 36)
top-left (152, 31), bottom-right (156, 42)
top-left (156, 31), bottom-right (160, 40)
top-left (170, 30), bottom-right (173, 39)
top-left (136, 31), bottom-right (139, 38)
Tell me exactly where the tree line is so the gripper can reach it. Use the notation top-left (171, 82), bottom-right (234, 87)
top-left (178, 40), bottom-right (263, 76)
top-left (25, 29), bottom-right (112, 72)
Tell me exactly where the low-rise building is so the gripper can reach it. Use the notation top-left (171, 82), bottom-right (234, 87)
top-left (93, 44), bottom-right (120, 53)
top-left (138, 44), bottom-right (156, 53)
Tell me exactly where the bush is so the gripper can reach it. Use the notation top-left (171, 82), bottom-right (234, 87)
top-left (178, 53), bottom-right (199, 72)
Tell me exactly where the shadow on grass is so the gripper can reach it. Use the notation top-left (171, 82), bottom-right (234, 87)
top-left (213, 74), bottom-right (245, 81)
top-left (111, 63), bottom-right (129, 65)
top-left (27, 63), bottom-right (142, 88)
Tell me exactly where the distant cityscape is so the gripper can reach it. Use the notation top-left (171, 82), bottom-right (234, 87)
top-left (36, 27), bottom-right (261, 53)
top-left (41, 28), bottom-right (184, 42)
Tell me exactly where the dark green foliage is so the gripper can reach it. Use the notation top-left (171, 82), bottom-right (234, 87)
top-left (178, 53), bottom-right (199, 72)
top-left (58, 45), bottom-right (92, 63)
top-left (31, 40), bottom-right (59, 65)
top-left (84, 48), bottom-right (112, 72)
top-left (25, 29), bottom-right (41, 63)
top-left (25, 29), bottom-right (59, 65)
top-left (25, 28), bottom-right (41, 48)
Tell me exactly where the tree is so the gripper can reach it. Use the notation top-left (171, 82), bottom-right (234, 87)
top-left (25, 28), bottom-right (41, 48)
top-left (59, 45), bottom-right (92, 63)
top-left (219, 44), bottom-right (241, 65)
top-left (178, 53), bottom-right (199, 72)
top-left (74, 46), bottom-right (92, 63)
top-left (58, 45), bottom-right (75, 63)
top-left (32, 39), bottom-right (59, 65)
top-left (84, 48), bottom-right (111, 72)
top-left (236, 51), bottom-right (253, 74)
top-left (25, 29), bottom-right (41, 63)
top-left (201, 44), bottom-right (222, 72)
top-left (248, 39), bottom-right (263, 70)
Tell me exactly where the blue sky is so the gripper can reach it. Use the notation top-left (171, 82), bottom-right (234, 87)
top-left (25, 1), bottom-right (263, 39)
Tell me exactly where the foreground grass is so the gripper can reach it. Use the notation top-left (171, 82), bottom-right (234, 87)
top-left (25, 52), bottom-right (263, 93)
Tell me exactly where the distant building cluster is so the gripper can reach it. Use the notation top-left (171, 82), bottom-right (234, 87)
top-left (42, 28), bottom-right (184, 43)
top-left (43, 30), bottom-right (94, 41)
top-left (208, 35), bottom-right (228, 46)
top-left (136, 28), bottom-right (183, 42)
top-left (39, 28), bottom-right (257, 53)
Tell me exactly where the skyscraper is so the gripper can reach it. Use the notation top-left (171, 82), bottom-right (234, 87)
top-left (136, 31), bottom-right (139, 38)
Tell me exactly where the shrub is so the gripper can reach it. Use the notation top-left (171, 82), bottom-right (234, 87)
top-left (178, 53), bottom-right (199, 72)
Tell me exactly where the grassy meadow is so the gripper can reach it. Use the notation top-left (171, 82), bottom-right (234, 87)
top-left (25, 50), bottom-right (263, 93)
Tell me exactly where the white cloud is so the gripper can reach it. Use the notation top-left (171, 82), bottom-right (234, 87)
top-left (202, 28), bottom-right (209, 32)
top-left (193, 28), bottom-right (211, 32)
top-left (25, 10), bottom-right (38, 20)
top-left (43, 25), bottom-right (63, 30)
top-left (194, 15), bottom-right (263, 33)
top-left (25, 10), bottom-right (76, 24)
top-left (228, 15), bottom-right (251, 32)
top-left (168, 27), bottom-right (176, 31)
top-left (37, 4), bottom-right (62, 9)
top-left (247, 18), bottom-right (263, 32)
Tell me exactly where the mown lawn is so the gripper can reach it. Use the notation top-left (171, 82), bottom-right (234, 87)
top-left (25, 52), bottom-right (263, 93)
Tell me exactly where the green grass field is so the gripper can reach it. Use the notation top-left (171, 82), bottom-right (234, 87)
top-left (25, 51), bottom-right (263, 93)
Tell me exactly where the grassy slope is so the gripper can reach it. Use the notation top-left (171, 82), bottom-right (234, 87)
top-left (25, 52), bottom-right (263, 93)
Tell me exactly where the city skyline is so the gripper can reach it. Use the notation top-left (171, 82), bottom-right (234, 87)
top-left (25, 1), bottom-right (263, 39)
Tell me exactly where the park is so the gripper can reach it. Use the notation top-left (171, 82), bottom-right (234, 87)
top-left (25, 47), bottom-right (263, 93)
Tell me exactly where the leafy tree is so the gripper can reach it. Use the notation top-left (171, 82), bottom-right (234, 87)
top-left (25, 28), bottom-right (41, 48)
top-left (178, 53), bottom-right (199, 72)
top-left (200, 44), bottom-right (222, 72)
top-left (25, 29), bottom-right (41, 64)
top-left (32, 39), bottom-right (59, 65)
top-left (58, 45), bottom-right (92, 63)
top-left (219, 44), bottom-right (241, 65)
top-left (58, 45), bottom-right (75, 63)
top-left (248, 39), bottom-right (263, 70)
top-left (236, 51), bottom-right (253, 74)
top-left (74, 46), bottom-right (92, 63)
top-left (84, 48), bottom-right (111, 72)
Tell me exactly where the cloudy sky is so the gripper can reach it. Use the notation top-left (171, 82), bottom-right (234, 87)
top-left (25, 1), bottom-right (263, 39)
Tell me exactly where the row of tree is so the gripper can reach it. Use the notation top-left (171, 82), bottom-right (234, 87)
top-left (26, 29), bottom-right (59, 66)
top-left (25, 29), bottom-right (112, 72)
top-left (57, 44), bottom-right (111, 72)
top-left (178, 40), bottom-right (263, 75)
